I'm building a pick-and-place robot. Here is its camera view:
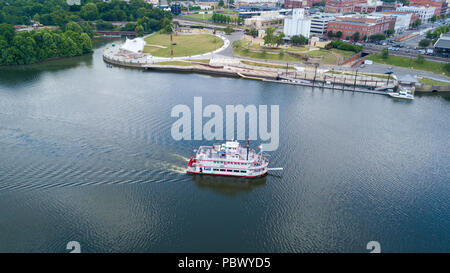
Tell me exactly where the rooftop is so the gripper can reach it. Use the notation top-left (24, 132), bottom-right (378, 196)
top-left (434, 35), bottom-right (450, 49)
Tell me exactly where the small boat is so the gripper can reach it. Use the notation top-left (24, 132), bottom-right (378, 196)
top-left (388, 88), bottom-right (414, 100)
top-left (186, 140), bottom-right (282, 178)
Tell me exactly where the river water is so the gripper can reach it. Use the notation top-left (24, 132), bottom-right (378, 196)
top-left (0, 39), bottom-right (448, 252)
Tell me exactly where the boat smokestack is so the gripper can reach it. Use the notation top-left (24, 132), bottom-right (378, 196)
top-left (246, 138), bottom-right (250, 160)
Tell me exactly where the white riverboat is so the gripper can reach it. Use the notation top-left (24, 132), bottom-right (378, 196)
top-left (388, 88), bottom-right (414, 100)
top-left (186, 140), bottom-right (279, 178)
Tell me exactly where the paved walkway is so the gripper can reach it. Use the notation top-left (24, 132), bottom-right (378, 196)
top-left (103, 32), bottom-right (231, 64)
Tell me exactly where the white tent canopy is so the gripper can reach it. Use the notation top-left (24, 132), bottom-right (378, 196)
top-left (120, 38), bottom-right (146, 54)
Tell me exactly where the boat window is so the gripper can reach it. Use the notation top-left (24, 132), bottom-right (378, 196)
top-left (227, 170), bottom-right (232, 172)
top-left (240, 170), bottom-right (246, 173)
top-left (220, 169), bottom-right (225, 172)
top-left (233, 170), bottom-right (239, 173)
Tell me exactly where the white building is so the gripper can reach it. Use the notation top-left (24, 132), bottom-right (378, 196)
top-left (310, 14), bottom-right (336, 36)
top-left (244, 11), bottom-right (285, 29)
top-left (396, 6), bottom-right (437, 22)
top-left (283, 9), bottom-right (311, 38)
top-left (374, 12), bottom-right (412, 32)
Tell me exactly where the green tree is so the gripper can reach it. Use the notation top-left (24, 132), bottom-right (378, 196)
top-left (335, 31), bottom-right (342, 39)
top-left (381, 48), bottom-right (389, 59)
top-left (412, 19), bottom-right (421, 28)
top-left (81, 3), bottom-right (98, 21)
top-left (352, 32), bottom-right (360, 41)
top-left (263, 27), bottom-right (276, 46)
top-left (431, 15), bottom-right (437, 22)
top-left (419, 39), bottom-right (430, 48)
top-left (291, 34), bottom-right (308, 45)
top-left (79, 33), bottom-right (92, 54)
top-left (224, 26), bottom-right (234, 35)
top-left (65, 21), bottom-right (83, 33)
top-left (275, 32), bottom-right (285, 46)
top-left (219, 0), bottom-right (224, 7)
top-left (0, 23), bottom-right (15, 43)
top-left (136, 25), bottom-right (144, 36)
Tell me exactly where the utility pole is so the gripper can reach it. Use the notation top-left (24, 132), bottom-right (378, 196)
top-left (313, 64), bottom-right (318, 87)
top-left (353, 69), bottom-right (358, 91)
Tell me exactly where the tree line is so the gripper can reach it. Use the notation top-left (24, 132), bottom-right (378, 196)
top-left (211, 13), bottom-right (243, 25)
top-left (0, 21), bottom-right (92, 65)
top-left (0, 0), bottom-right (172, 32)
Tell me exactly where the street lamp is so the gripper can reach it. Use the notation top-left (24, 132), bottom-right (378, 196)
top-left (385, 71), bottom-right (394, 86)
top-left (313, 63), bottom-right (318, 87)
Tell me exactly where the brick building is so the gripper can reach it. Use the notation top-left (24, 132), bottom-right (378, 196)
top-left (325, 0), bottom-right (367, 13)
top-left (353, 4), bottom-right (383, 13)
top-left (381, 1), bottom-right (401, 12)
top-left (284, 0), bottom-right (307, 8)
top-left (327, 14), bottom-right (396, 40)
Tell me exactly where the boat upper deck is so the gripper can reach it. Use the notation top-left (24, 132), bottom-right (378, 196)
top-left (195, 141), bottom-right (266, 164)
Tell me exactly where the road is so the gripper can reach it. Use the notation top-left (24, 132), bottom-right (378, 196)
top-left (345, 63), bottom-right (450, 83)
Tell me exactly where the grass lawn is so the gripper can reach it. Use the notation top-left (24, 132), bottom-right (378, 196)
top-left (241, 60), bottom-right (295, 70)
top-left (144, 33), bottom-right (223, 57)
top-left (331, 48), bottom-right (356, 59)
top-left (418, 77), bottom-right (450, 86)
top-left (155, 61), bottom-right (194, 66)
top-left (183, 14), bottom-right (213, 20)
top-left (233, 39), bottom-right (354, 65)
top-left (154, 59), bottom-right (211, 66)
top-left (302, 50), bottom-right (337, 65)
top-left (367, 53), bottom-right (450, 77)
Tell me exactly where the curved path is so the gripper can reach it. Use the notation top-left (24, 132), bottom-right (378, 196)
top-left (103, 33), bottom-right (231, 65)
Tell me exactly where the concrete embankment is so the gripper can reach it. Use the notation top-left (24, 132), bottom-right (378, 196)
top-left (415, 85), bottom-right (450, 93)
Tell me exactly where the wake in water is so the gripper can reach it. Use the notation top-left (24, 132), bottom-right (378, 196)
top-left (170, 153), bottom-right (190, 162)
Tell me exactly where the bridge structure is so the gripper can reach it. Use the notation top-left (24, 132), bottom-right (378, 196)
top-left (96, 31), bottom-right (137, 37)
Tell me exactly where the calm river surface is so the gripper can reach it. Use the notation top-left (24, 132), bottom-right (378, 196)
top-left (0, 40), bottom-right (449, 252)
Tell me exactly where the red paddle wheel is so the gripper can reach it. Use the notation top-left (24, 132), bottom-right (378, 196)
top-left (187, 157), bottom-right (196, 167)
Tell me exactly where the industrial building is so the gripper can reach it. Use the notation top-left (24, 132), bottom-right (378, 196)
top-left (283, 8), bottom-right (311, 38)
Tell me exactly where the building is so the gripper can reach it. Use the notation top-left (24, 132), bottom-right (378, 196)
top-left (353, 4), bottom-right (383, 13)
top-left (396, 6), bottom-right (437, 22)
top-left (244, 11), bottom-right (285, 28)
top-left (381, 1), bottom-right (401, 12)
top-left (408, 0), bottom-right (447, 16)
top-left (327, 14), bottom-right (396, 40)
top-left (283, 8), bottom-right (311, 38)
top-left (236, 0), bottom-right (279, 7)
top-left (196, 0), bottom-right (220, 6)
top-left (284, 0), bottom-right (307, 8)
top-left (170, 3), bottom-right (182, 15)
top-left (310, 13), bottom-right (336, 35)
top-left (325, 0), bottom-right (367, 13)
top-left (434, 34), bottom-right (450, 57)
top-left (374, 12), bottom-right (412, 32)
